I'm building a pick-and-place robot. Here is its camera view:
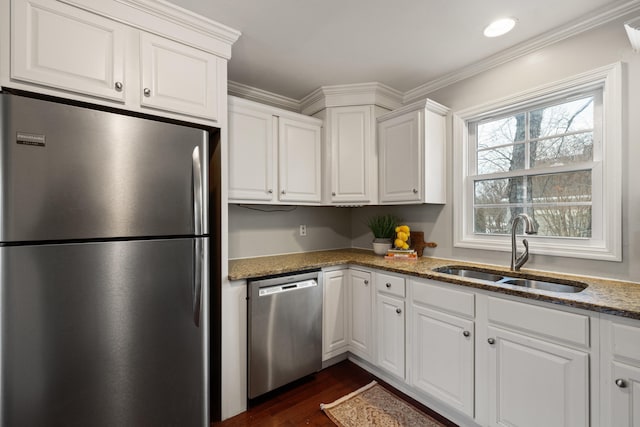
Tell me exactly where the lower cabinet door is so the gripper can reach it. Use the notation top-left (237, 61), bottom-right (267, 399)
top-left (411, 305), bottom-right (474, 417)
top-left (610, 361), bottom-right (640, 427)
top-left (322, 270), bottom-right (349, 359)
top-left (376, 293), bottom-right (405, 379)
top-left (349, 269), bottom-right (373, 361)
top-left (487, 326), bottom-right (589, 427)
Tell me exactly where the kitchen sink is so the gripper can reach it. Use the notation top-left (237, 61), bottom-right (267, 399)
top-left (433, 266), bottom-right (505, 282)
top-left (433, 265), bottom-right (587, 293)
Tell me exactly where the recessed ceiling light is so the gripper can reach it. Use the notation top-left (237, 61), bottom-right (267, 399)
top-left (484, 17), bottom-right (517, 38)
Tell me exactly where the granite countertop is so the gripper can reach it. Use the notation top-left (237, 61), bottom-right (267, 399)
top-left (228, 248), bottom-right (640, 320)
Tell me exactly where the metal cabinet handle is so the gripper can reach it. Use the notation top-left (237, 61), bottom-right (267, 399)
top-left (463, 330), bottom-right (470, 337)
top-left (488, 338), bottom-right (495, 345)
top-left (615, 378), bottom-right (627, 388)
top-left (364, 280), bottom-right (369, 285)
top-left (396, 308), bottom-right (402, 314)
top-left (143, 88), bottom-right (151, 97)
top-left (114, 81), bottom-right (123, 91)
top-left (412, 188), bottom-right (418, 194)
top-left (386, 283), bottom-right (391, 288)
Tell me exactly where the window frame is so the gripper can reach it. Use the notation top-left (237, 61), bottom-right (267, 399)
top-left (452, 63), bottom-right (622, 261)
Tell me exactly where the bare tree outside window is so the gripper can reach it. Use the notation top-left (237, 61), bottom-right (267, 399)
top-left (472, 96), bottom-right (594, 238)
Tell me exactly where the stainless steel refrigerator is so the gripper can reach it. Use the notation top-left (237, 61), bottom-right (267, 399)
top-left (0, 92), bottom-right (210, 426)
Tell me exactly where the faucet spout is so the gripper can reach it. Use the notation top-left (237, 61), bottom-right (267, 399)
top-left (510, 213), bottom-right (536, 271)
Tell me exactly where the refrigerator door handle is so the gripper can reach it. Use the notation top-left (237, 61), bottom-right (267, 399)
top-left (193, 238), bottom-right (203, 327)
top-left (192, 146), bottom-right (203, 235)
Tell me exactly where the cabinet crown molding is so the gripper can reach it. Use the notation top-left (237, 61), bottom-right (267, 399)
top-left (300, 82), bottom-right (403, 115)
top-left (377, 98), bottom-right (450, 122)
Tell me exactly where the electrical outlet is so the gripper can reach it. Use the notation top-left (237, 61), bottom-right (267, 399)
top-left (299, 225), bottom-right (307, 236)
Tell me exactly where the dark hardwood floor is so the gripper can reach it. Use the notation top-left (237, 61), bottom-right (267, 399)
top-left (213, 360), bottom-right (458, 426)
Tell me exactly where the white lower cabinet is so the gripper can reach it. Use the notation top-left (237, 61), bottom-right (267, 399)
top-left (322, 269), bottom-right (349, 360)
top-left (349, 269), bottom-right (373, 361)
top-left (486, 326), bottom-right (589, 427)
top-left (610, 362), bottom-right (640, 427)
top-left (410, 278), bottom-right (475, 418)
top-left (602, 316), bottom-right (640, 427)
top-left (377, 293), bottom-right (405, 379)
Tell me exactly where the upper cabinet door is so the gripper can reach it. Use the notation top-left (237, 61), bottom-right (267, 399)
top-left (278, 116), bottom-right (322, 203)
top-left (12, 0), bottom-right (126, 102)
top-left (228, 104), bottom-right (276, 202)
top-left (329, 106), bottom-right (375, 204)
top-left (140, 33), bottom-right (222, 121)
top-left (378, 110), bottom-right (422, 203)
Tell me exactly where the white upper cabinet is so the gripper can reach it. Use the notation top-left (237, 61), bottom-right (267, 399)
top-left (378, 99), bottom-right (449, 204)
top-left (228, 96), bottom-right (322, 205)
top-left (278, 116), bottom-right (322, 203)
top-left (323, 105), bottom-right (378, 204)
top-left (140, 32), bottom-right (223, 120)
top-left (6, 0), bottom-right (239, 124)
top-left (228, 99), bottom-right (276, 202)
top-left (11, 0), bottom-right (126, 102)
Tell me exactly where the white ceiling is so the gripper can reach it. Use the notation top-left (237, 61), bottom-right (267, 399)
top-left (167, 0), bottom-right (635, 100)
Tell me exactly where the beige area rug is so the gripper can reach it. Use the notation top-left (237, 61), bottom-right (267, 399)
top-left (320, 381), bottom-right (446, 427)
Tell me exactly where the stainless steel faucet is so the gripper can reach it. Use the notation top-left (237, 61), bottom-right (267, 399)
top-left (511, 213), bottom-right (537, 271)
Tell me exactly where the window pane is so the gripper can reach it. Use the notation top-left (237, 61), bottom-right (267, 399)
top-left (529, 171), bottom-right (591, 203)
top-left (531, 133), bottom-right (593, 168)
top-left (533, 206), bottom-right (592, 238)
top-left (474, 207), bottom-right (523, 234)
top-left (477, 113), bottom-right (525, 149)
top-left (478, 144), bottom-right (525, 174)
top-left (530, 97), bottom-right (594, 139)
top-left (474, 177), bottom-right (524, 205)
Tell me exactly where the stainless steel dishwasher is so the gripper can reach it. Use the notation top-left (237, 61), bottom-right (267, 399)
top-left (248, 270), bottom-right (322, 399)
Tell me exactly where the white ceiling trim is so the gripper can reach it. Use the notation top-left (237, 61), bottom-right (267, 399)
top-left (403, 0), bottom-right (640, 103)
top-left (228, 80), bottom-right (301, 111)
top-left (228, 0), bottom-right (640, 111)
top-left (299, 82), bottom-right (403, 115)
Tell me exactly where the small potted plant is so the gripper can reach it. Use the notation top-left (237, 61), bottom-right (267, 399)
top-left (367, 214), bottom-right (399, 255)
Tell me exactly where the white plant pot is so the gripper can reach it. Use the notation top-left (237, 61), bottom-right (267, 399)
top-left (372, 239), bottom-right (392, 256)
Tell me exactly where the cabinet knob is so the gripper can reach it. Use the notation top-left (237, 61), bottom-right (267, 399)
top-left (386, 283), bottom-right (391, 288)
top-left (114, 81), bottom-right (123, 91)
top-left (267, 189), bottom-right (273, 194)
top-left (463, 330), bottom-right (470, 337)
top-left (487, 338), bottom-right (495, 345)
top-left (395, 308), bottom-right (402, 314)
top-left (281, 190), bottom-right (286, 195)
top-left (412, 188), bottom-right (418, 194)
top-left (143, 88), bottom-right (151, 97)
top-left (615, 378), bottom-right (628, 388)
top-left (364, 280), bottom-right (369, 285)
top-left (332, 192), bottom-right (336, 196)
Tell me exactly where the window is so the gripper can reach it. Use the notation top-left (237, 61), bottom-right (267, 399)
top-left (453, 63), bottom-right (622, 261)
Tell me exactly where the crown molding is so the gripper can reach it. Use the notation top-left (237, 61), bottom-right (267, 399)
top-left (115, 0), bottom-right (241, 45)
top-left (403, 0), bottom-right (640, 104)
top-left (228, 81), bottom-right (300, 112)
top-left (299, 82), bottom-right (403, 115)
top-left (377, 98), bottom-right (450, 122)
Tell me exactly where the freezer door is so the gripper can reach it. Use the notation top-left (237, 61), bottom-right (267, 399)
top-left (0, 238), bottom-right (209, 427)
top-left (0, 93), bottom-right (209, 241)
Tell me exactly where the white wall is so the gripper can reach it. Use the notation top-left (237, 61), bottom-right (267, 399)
top-left (353, 14), bottom-right (640, 283)
top-left (228, 204), bottom-right (351, 259)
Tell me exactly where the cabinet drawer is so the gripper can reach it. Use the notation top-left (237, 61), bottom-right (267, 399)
top-left (488, 297), bottom-right (590, 348)
top-left (376, 272), bottom-right (405, 298)
top-left (412, 279), bottom-right (474, 318)
top-left (612, 322), bottom-right (640, 363)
